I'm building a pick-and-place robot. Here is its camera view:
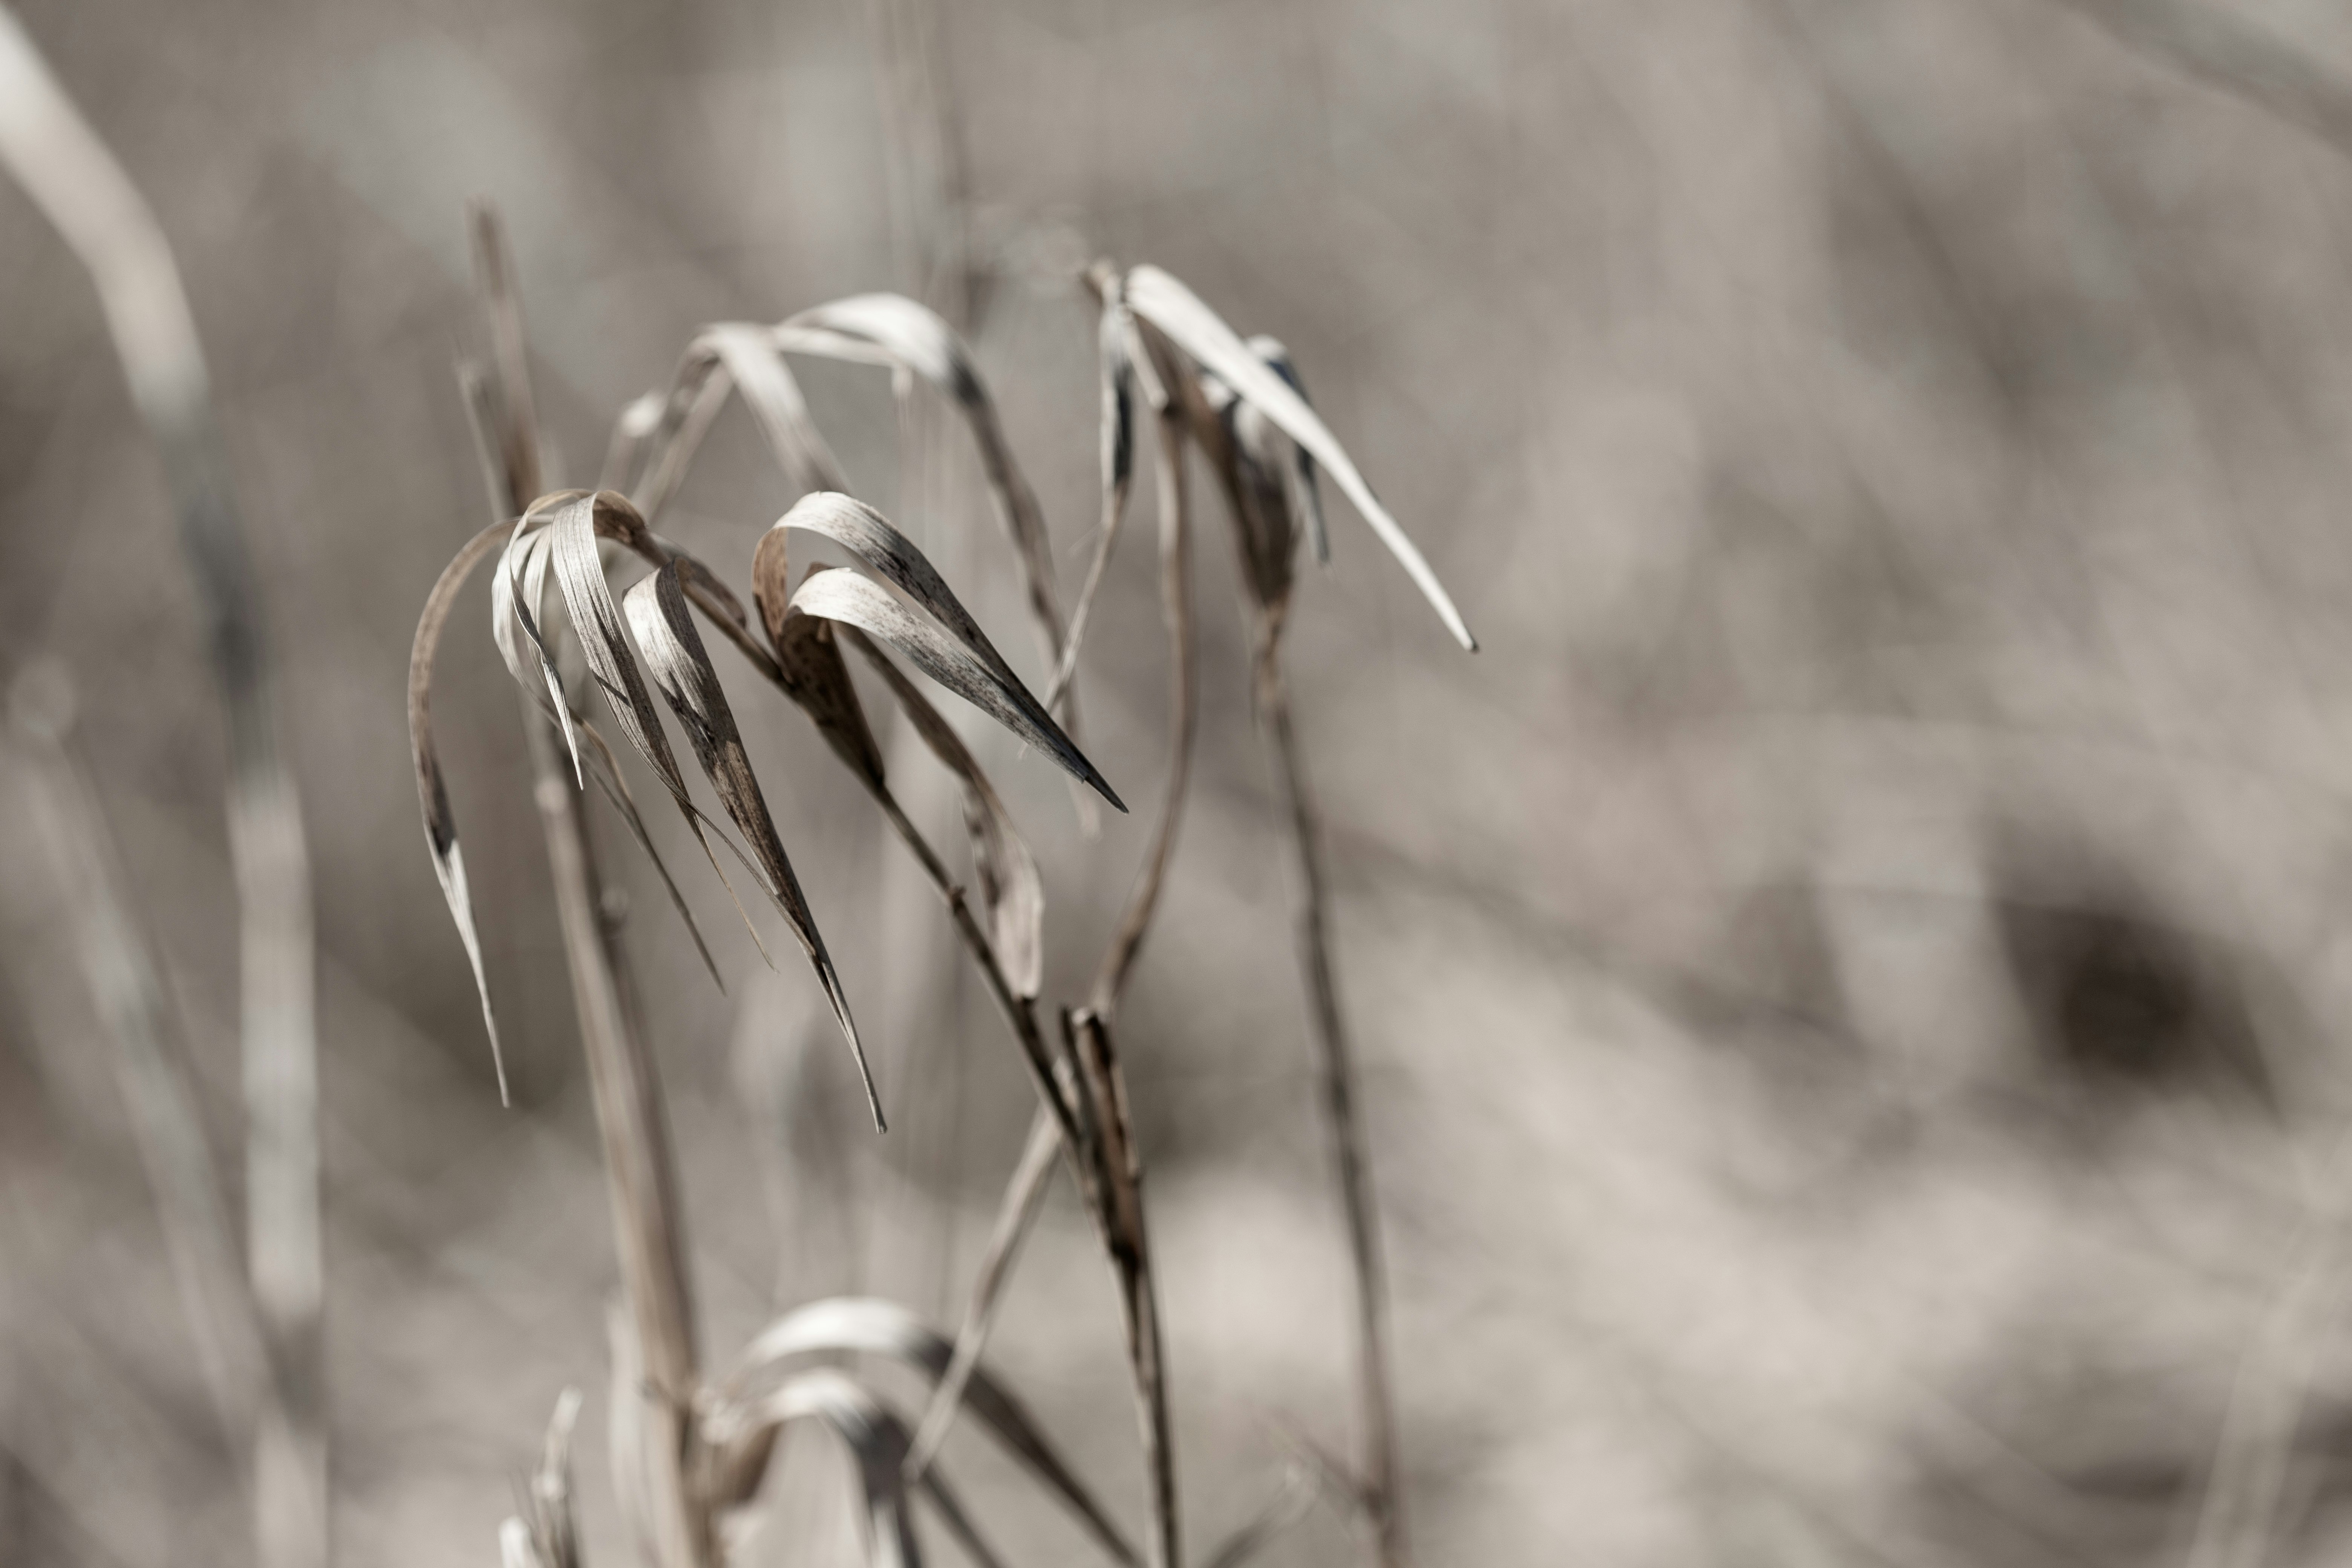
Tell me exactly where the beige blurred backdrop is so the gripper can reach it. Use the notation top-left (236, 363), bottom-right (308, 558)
top-left (13, 1), bottom-right (2352, 1564)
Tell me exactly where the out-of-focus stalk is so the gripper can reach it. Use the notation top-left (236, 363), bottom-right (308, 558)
top-left (0, 14), bottom-right (324, 1568)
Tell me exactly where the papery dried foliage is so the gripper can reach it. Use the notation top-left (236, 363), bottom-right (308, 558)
top-left (411, 214), bottom-right (1470, 1568)
top-left (770, 491), bottom-right (1122, 810)
top-left (1122, 264), bottom-right (1474, 651)
top-left (624, 559), bottom-right (877, 1125)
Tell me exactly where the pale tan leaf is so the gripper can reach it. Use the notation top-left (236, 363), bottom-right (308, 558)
top-left (622, 560), bottom-right (879, 1129)
top-left (1122, 264), bottom-right (1476, 650)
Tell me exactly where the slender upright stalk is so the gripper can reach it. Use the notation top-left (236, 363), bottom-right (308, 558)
top-left (467, 205), bottom-right (708, 1568)
top-left (526, 708), bottom-right (709, 1568)
top-left (0, 16), bottom-right (323, 1568)
top-left (1254, 635), bottom-right (1404, 1568)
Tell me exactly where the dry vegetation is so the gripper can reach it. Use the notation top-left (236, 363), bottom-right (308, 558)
top-left (23, 1), bottom-right (2352, 1566)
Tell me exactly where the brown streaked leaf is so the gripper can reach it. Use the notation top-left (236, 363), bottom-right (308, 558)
top-left (769, 492), bottom-right (1122, 810)
top-left (771, 298), bottom-right (1087, 768)
top-left (752, 534), bottom-right (888, 792)
top-left (409, 517), bottom-right (517, 1093)
top-left (838, 624), bottom-right (1043, 999)
top-left (715, 1297), bottom-right (1136, 1568)
top-left (1219, 384), bottom-right (1300, 624)
top-left (1121, 264), bottom-right (1477, 651)
top-left (622, 560), bottom-right (879, 1130)
top-left (792, 570), bottom-right (1120, 812)
top-left (1244, 335), bottom-right (1328, 565)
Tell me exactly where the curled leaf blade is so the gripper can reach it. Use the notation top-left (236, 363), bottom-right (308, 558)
top-left (773, 297), bottom-right (1076, 711)
top-left (1122, 264), bottom-right (1476, 651)
top-left (790, 568), bottom-right (1122, 812)
top-left (622, 560), bottom-right (879, 1129)
top-left (408, 518), bottom-right (515, 1093)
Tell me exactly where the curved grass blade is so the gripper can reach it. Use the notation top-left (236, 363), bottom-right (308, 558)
top-left (409, 517), bottom-right (516, 1095)
top-left (633, 325), bottom-right (847, 525)
top-left (1121, 264), bottom-right (1476, 651)
top-left (482, 513), bottom-right (725, 994)
top-left (771, 492), bottom-right (1122, 809)
top-left (790, 569), bottom-right (1121, 811)
top-left (548, 490), bottom-right (780, 969)
top-left (718, 1299), bottom-right (1138, 1568)
top-left (837, 624), bottom-right (1044, 999)
top-left (494, 517), bottom-right (580, 785)
top-left (772, 296), bottom-right (1070, 680)
top-left (622, 560), bottom-right (879, 1130)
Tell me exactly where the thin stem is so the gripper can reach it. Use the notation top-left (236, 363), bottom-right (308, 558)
top-left (1091, 407), bottom-right (1194, 1014)
top-left (1066, 1010), bottom-right (1178, 1568)
top-left (1254, 635), bottom-right (1405, 1568)
top-left (524, 707), bottom-right (709, 1568)
top-left (467, 202), bottom-right (707, 1568)
top-left (904, 1103), bottom-right (1060, 1478)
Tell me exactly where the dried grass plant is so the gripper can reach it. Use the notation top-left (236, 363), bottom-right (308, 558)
top-left (408, 199), bottom-right (1475, 1568)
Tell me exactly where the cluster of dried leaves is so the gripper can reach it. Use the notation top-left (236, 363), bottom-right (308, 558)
top-left (403, 189), bottom-right (1473, 1568)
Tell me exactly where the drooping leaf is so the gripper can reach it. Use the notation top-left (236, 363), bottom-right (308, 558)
top-left (791, 570), bottom-right (1121, 812)
top-left (546, 489), bottom-right (779, 964)
top-left (622, 560), bottom-right (879, 1130)
top-left (632, 325), bottom-right (846, 525)
top-left (767, 492), bottom-right (1121, 809)
top-left (409, 517), bottom-right (516, 1092)
top-left (1121, 264), bottom-right (1477, 651)
top-left (493, 515), bottom-right (580, 784)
